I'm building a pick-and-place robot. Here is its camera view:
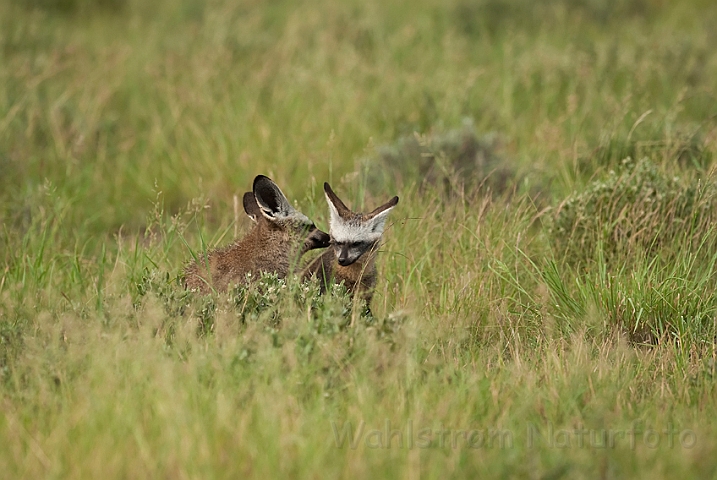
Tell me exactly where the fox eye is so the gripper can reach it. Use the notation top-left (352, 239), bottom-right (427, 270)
top-left (334, 241), bottom-right (371, 249)
top-left (359, 241), bottom-right (377, 250)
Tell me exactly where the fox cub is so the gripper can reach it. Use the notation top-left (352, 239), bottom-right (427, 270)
top-left (184, 175), bottom-right (330, 293)
top-left (304, 182), bottom-right (398, 307)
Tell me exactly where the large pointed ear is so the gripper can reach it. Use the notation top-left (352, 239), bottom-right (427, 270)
top-left (253, 175), bottom-right (294, 220)
top-left (324, 182), bottom-right (352, 225)
top-left (242, 192), bottom-right (261, 223)
top-left (366, 196), bottom-right (399, 219)
top-left (366, 196), bottom-right (399, 235)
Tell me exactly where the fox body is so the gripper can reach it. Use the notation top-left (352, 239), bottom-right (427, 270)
top-left (304, 183), bottom-right (398, 306)
top-left (184, 175), bottom-right (330, 293)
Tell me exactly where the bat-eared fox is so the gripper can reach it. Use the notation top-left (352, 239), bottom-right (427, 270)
top-left (184, 175), bottom-right (330, 293)
top-left (303, 182), bottom-right (398, 309)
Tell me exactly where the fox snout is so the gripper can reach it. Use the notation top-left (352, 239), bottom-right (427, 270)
top-left (334, 243), bottom-right (366, 267)
top-left (305, 228), bottom-right (331, 251)
top-left (337, 250), bottom-right (352, 266)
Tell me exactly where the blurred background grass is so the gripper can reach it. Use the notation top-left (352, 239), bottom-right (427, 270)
top-left (3, 0), bottom-right (715, 233)
top-left (2, 0), bottom-right (717, 477)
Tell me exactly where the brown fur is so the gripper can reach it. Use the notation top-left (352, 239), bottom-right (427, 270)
top-left (184, 176), bottom-right (330, 293)
top-left (303, 242), bottom-right (379, 305)
top-left (185, 219), bottom-right (313, 293)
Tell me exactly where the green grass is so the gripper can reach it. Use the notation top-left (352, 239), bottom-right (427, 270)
top-left (2, 0), bottom-right (717, 477)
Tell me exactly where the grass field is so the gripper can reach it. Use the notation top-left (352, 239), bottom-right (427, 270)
top-left (2, 0), bottom-right (717, 477)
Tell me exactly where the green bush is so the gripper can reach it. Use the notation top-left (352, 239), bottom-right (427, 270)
top-left (361, 119), bottom-right (523, 199)
top-left (19, 0), bottom-right (127, 14)
top-left (134, 269), bottom-right (398, 343)
top-left (550, 157), bottom-right (717, 266)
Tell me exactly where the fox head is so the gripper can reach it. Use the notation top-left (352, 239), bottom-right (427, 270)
top-left (323, 182), bottom-right (399, 266)
top-left (243, 175), bottom-right (330, 254)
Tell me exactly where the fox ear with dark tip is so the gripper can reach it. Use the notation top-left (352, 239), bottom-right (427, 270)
top-left (367, 196), bottom-right (399, 219)
top-left (324, 182), bottom-right (353, 223)
top-left (366, 196), bottom-right (399, 235)
top-left (253, 175), bottom-right (294, 220)
top-left (242, 192), bottom-right (261, 223)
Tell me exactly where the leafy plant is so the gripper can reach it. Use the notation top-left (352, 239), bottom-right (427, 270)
top-left (361, 119), bottom-right (519, 198)
top-left (551, 157), bottom-right (717, 266)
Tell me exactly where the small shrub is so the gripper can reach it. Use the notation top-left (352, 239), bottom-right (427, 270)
top-left (19, 0), bottom-right (127, 14)
top-left (550, 157), bottom-right (717, 266)
top-left (135, 269), bottom-right (387, 344)
top-left (361, 119), bottom-right (521, 199)
top-left (135, 268), bottom-right (190, 318)
top-left (228, 274), bottom-right (371, 332)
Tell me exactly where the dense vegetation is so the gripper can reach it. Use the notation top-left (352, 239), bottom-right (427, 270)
top-left (2, 0), bottom-right (717, 477)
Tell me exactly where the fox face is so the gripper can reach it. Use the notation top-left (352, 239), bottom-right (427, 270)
top-left (324, 182), bottom-right (399, 266)
top-left (301, 183), bottom-right (398, 309)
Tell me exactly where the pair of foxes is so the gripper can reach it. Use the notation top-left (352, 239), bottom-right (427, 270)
top-left (184, 175), bottom-right (398, 308)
